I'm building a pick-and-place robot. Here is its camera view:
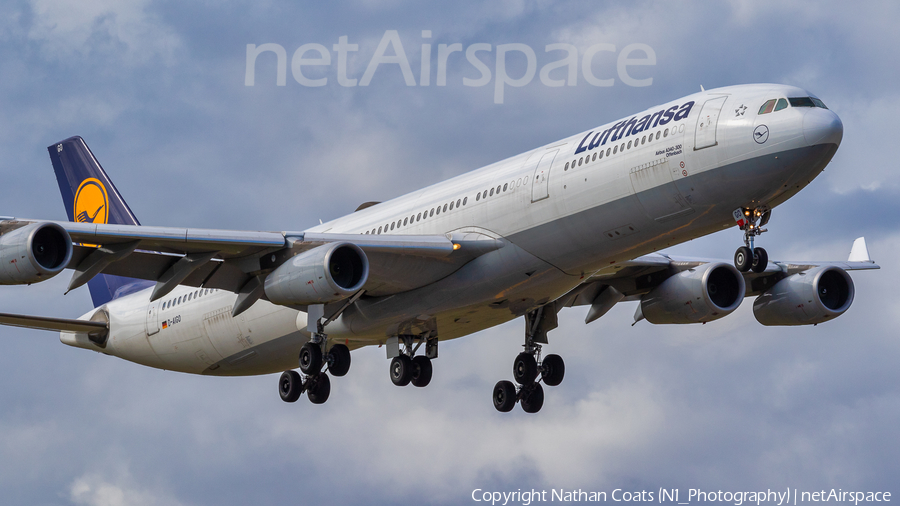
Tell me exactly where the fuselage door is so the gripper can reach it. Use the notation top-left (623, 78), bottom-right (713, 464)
top-left (694, 96), bottom-right (728, 150)
top-left (146, 301), bottom-right (160, 336)
top-left (531, 149), bottom-right (558, 202)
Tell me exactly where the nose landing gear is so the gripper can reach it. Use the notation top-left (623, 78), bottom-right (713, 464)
top-left (732, 207), bottom-right (770, 273)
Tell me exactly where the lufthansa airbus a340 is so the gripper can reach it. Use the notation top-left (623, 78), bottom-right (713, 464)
top-left (0, 84), bottom-right (878, 413)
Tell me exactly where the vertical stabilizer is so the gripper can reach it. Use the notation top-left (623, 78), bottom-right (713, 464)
top-left (48, 137), bottom-right (152, 307)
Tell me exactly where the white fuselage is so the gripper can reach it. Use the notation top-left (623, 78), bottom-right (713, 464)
top-left (63, 84), bottom-right (843, 376)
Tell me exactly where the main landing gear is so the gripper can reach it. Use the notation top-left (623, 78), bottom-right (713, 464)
top-left (732, 207), bottom-right (771, 273)
top-left (279, 335), bottom-right (351, 404)
top-left (278, 297), bottom-right (361, 405)
top-left (387, 334), bottom-right (437, 388)
top-left (493, 307), bottom-right (565, 414)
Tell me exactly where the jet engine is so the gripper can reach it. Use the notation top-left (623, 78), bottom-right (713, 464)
top-left (264, 242), bottom-right (368, 306)
top-left (0, 222), bottom-right (73, 285)
top-left (638, 262), bottom-right (745, 324)
top-left (753, 266), bottom-right (854, 326)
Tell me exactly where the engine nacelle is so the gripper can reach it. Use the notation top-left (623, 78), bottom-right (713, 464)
top-left (639, 262), bottom-right (745, 324)
top-left (264, 242), bottom-right (368, 306)
top-left (753, 266), bottom-right (854, 326)
top-left (0, 222), bottom-right (73, 285)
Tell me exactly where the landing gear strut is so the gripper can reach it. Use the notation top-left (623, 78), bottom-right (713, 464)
top-left (732, 207), bottom-right (770, 273)
top-left (278, 293), bottom-right (363, 405)
top-left (493, 306), bottom-right (565, 414)
top-left (387, 334), bottom-right (436, 388)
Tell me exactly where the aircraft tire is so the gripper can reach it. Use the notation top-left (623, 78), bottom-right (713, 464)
top-left (520, 383), bottom-right (544, 414)
top-left (493, 380), bottom-right (517, 412)
top-left (299, 342), bottom-right (323, 374)
top-left (513, 352), bottom-right (538, 384)
top-left (541, 354), bottom-right (565, 387)
top-left (410, 356), bottom-right (433, 387)
top-left (307, 372), bottom-right (331, 404)
top-left (751, 247), bottom-right (768, 273)
top-left (390, 355), bottom-right (412, 386)
top-left (734, 246), bottom-right (753, 272)
top-left (328, 344), bottom-right (351, 377)
top-left (279, 370), bottom-right (303, 403)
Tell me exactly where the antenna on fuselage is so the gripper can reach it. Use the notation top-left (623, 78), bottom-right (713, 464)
top-left (700, 85), bottom-right (705, 91)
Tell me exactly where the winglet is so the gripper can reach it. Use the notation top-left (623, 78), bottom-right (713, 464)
top-left (848, 237), bottom-right (872, 263)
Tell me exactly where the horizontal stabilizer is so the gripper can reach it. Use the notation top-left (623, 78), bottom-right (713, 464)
top-left (0, 312), bottom-right (107, 333)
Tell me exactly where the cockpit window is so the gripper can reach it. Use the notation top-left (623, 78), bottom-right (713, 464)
top-left (758, 99), bottom-right (777, 115)
top-left (788, 96), bottom-right (828, 109)
top-left (774, 98), bottom-right (788, 111)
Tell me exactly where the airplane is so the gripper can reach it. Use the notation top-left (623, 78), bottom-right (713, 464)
top-left (0, 84), bottom-right (879, 414)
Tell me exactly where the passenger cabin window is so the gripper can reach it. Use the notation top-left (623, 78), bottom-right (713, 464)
top-left (774, 98), bottom-right (788, 111)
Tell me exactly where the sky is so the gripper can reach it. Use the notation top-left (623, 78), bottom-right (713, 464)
top-left (1, 1), bottom-right (899, 505)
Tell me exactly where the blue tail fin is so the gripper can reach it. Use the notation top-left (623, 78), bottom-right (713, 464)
top-left (49, 136), bottom-right (153, 307)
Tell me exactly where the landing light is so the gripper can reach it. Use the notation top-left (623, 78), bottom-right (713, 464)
top-left (453, 243), bottom-right (461, 250)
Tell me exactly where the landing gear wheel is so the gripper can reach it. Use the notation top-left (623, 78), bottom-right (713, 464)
top-left (328, 344), bottom-right (351, 377)
top-left (410, 356), bottom-right (433, 387)
top-left (734, 246), bottom-right (753, 272)
top-left (513, 352), bottom-right (538, 384)
top-left (493, 380), bottom-right (517, 412)
top-left (520, 383), bottom-right (544, 414)
top-left (278, 370), bottom-right (303, 403)
top-left (299, 342), bottom-right (323, 374)
top-left (541, 354), bottom-right (565, 387)
top-left (307, 372), bottom-right (331, 404)
top-left (390, 355), bottom-right (412, 386)
top-left (751, 247), bottom-right (768, 273)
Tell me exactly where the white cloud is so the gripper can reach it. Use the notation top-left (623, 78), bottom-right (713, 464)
top-left (27, 0), bottom-right (180, 65)
top-left (69, 473), bottom-right (188, 506)
top-left (1, 1), bottom-right (899, 504)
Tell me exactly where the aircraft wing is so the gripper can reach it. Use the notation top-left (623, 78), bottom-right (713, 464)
top-left (563, 237), bottom-right (879, 323)
top-left (0, 217), bottom-right (503, 300)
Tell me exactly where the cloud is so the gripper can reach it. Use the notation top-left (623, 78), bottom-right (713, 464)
top-left (26, 0), bottom-right (180, 65)
top-left (0, 1), bottom-right (898, 505)
top-left (69, 473), bottom-right (187, 506)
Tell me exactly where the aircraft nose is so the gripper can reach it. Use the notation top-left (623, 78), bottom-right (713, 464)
top-left (803, 108), bottom-right (843, 147)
